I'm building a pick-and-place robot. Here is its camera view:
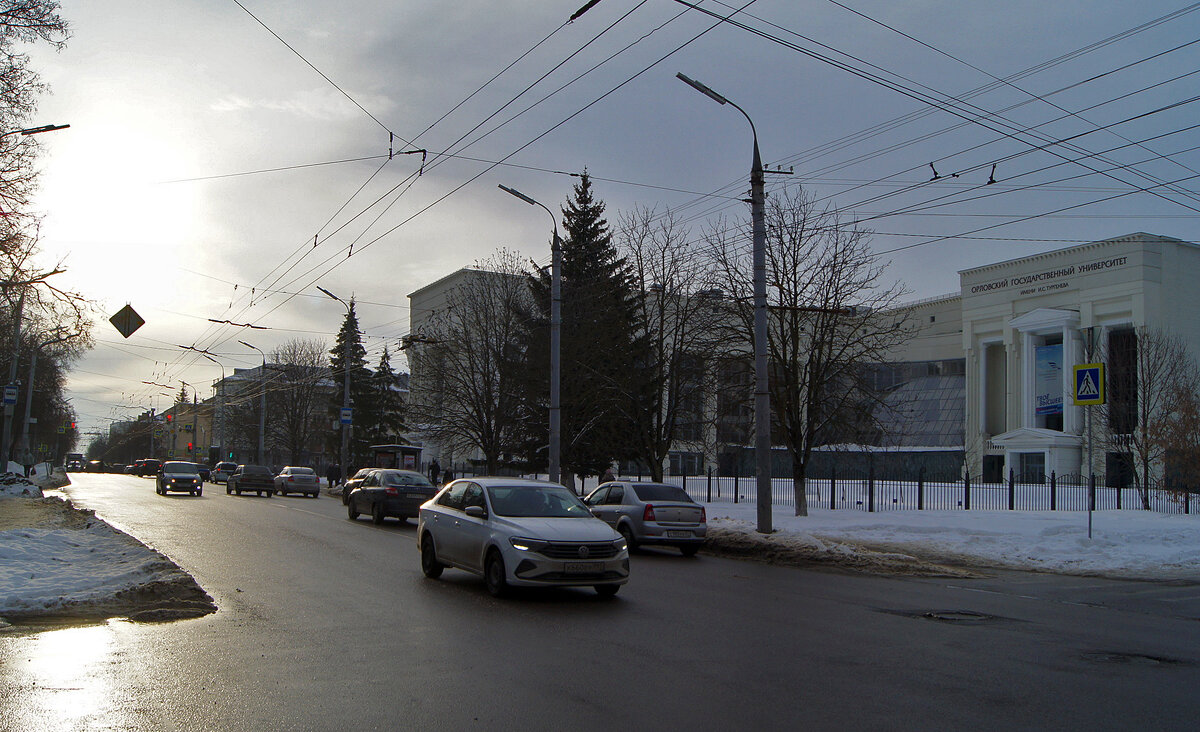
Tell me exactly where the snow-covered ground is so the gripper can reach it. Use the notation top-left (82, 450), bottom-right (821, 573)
top-left (704, 502), bottom-right (1200, 580)
top-left (0, 474), bottom-right (214, 623)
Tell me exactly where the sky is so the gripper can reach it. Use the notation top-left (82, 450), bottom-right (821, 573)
top-left (15, 0), bottom-right (1200, 440)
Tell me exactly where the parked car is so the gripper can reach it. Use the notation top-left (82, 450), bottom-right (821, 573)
top-left (340, 468), bottom-right (377, 505)
top-left (226, 464), bottom-right (275, 497)
top-left (418, 477), bottom-right (629, 597)
top-left (191, 463), bottom-right (211, 482)
top-left (584, 481), bottom-right (706, 556)
top-left (211, 461), bottom-right (237, 484)
top-left (346, 469), bottom-right (435, 524)
top-left (136, 459), bottom-right (161, 477)
top-left (156, 461), bottom-right (204, 496)
top-left (275, 466), bottom-right (320, 498)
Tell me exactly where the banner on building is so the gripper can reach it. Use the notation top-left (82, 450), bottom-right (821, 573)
top-left (1035, 344), bottom-right (1063, 415)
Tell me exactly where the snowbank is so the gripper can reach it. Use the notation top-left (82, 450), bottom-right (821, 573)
top-left (0, 495), bottom-right (215, 623)
top-left (705, 503), bottom-right (1200, 580)
top-left (0, 472), bottom-right (42, 498)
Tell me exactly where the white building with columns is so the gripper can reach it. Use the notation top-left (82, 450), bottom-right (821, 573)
top-left (953, 232), bottom-right (1200, 481)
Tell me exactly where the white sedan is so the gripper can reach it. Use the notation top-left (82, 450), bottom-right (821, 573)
top-left (418, 477), bottom-right (629, 597)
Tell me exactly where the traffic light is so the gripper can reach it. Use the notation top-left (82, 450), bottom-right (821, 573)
top-left (70, 422), bottom-right (76, 430)
top-left (187, 441), bottom-right (193, 452)
top-left (228, 451), bottom-right (234, 459)
top-left (166, 414), bottom-right (173, 423)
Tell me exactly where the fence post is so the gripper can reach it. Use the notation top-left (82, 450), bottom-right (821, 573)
top-left (917, 466), bottom-right (925, 511)
top-left (733, 460), bottom-right (739, 504)
top-left (1050, 471), bottom-right (1056, 511)
top-left (1008, 468), bottom-right (1015, 511)
top-left (868, 462), bottom-right (875, 513)
top-left (1089, 473), bottom-right (1096, 511)
top-left (830, 465), bottom-right (836, 511)
top-left (1116, 476), bottom-right (1122, 510)
top-left (964, 471), bottom-right (971, 510)
top-left (1186, 488), bottom-right (1191, 515)
top-left (707, 467), bottom-right (712, 503)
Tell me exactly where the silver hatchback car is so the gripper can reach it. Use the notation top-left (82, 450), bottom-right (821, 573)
top-left (584, 481), bottom-right (706, 556)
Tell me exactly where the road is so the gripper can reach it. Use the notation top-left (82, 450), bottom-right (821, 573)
top-left (2, 472), bottom-right (1199, 730)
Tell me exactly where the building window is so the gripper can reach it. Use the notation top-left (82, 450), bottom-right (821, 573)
top-left (1017, 452), bottom-right (1045, 483)
top-left (1107, 328), bottom-right (1137, 434)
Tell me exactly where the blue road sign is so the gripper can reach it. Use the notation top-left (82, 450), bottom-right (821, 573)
top-left (1073, 363), bottom-right (1105, 405)
top-left (340, 407), bottom-right (353, 425)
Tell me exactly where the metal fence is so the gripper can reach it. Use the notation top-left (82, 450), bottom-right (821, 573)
top-left (437, 462), bottom-right (1198, 516)
top-left (662, 468), bottom-right (1197, 516)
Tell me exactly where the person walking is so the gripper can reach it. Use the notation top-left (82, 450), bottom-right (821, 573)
top-left (326, 462), bottom-right (341, 491)
top-left (429, 459), bottom-right (441, 484)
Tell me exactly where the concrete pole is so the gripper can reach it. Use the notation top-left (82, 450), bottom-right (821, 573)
top-left (18, 349), bottom-right (36, 465)
top-left (341, 352), bottom-right (350, 481)
top-left (550, 228), bottom-right (562, 486)
top-left (750, 135), bottom-right (773, 535)
top-left (2, 287), bottom-right (26, 466)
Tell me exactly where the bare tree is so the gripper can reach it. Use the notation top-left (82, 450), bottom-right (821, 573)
top-left (409, 251), bottom-right (532, 473)
top-left (268, 338), bottom-right (329, 465)
top-left (704, 186), bottom-right (915, 516)
top-left (615, 205), bottom-right (725, 480)
top-left (0, 1), bottom-right (69, 239)
top-left (1100, 326), bottom-right (1200, 508)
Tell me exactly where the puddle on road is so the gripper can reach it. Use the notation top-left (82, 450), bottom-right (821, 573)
top-left (0, 618), bottom-right (137, 730)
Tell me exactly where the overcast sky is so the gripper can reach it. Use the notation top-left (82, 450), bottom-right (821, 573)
top-left (21, 0), bottom-right (1200, 438)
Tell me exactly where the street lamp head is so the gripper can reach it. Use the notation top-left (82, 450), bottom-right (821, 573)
top-left (20, 123), bottom-right (69, 136)
top-left (676, 73), bottom-right (727, 105)
top-left (498, 184), bottom-right (538, 207)
top-left (316, 285), bottom-right (343, 304)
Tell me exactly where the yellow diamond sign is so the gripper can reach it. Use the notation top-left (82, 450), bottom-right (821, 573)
top-left (109, 304), bottom-right (145, 339)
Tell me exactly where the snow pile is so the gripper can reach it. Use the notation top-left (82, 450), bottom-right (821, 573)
top-left (0, 496), bottom-right (215, 622)
top-left (0, 472), bottom-right (43, 498)
top-left (704, 503), bottom-right (1200, 580)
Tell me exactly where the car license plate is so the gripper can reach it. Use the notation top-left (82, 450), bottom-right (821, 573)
top-left (408, 493), bottom-right (426, 499)
top-left (667, 530), bottom-right (691, 538)
top-left (564, 562), bottom-right (600, 574)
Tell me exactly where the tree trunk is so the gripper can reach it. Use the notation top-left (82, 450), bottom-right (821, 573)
top-left (792, 458), bottom-right (809, 517)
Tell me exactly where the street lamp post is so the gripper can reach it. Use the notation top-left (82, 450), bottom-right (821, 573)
top-left (499, 184), bottom-right (562, 486)
top-left (240, 341), bottom-right (267, 465)
top-left (677, 72), bottom-right (773, 534)
top-left (201, 353), bottom-right (226, 462)
top-left (317, 287), bottom-right (353, 485)
top-left (180, 380), bottom-right (198, 460)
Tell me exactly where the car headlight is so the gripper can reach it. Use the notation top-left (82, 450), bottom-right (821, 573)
top-left (612, 536), bottom-right (627, 552)
top-left (509, 537), bottom-right (549, 552)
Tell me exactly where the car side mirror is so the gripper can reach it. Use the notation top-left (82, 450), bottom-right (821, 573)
top-left (463, 505), bottom-right (487, 519)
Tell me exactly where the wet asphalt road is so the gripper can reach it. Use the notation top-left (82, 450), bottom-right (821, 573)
top-left (2, 472), bottom-right (1199, 731)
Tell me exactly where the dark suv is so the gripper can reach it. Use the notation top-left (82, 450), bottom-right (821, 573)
top-left (227, 464), bottom-right (275, 497)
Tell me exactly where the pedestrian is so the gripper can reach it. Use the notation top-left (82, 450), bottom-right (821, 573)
top-left (429, 459), bottom-right (441, 484)
top-left (601, 466), bottom-right (615, 484)
top-left (326, 462), bottom-right (340, 489)
top-left (442, 469), bottom-right (454, 484)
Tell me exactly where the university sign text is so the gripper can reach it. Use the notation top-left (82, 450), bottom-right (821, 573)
top-left (969, 256), bottom-right (1129, 295)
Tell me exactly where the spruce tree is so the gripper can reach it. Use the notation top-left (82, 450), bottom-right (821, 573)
top-left (367, 347), bottom-right (406, 445)
top-left (525, 173), bottom-right (641, 478)
top-left (328, 299), bottom-right (372, 467)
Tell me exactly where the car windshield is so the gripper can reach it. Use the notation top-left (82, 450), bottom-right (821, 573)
top-left (631, 484), bottom-right (694, 503)
top-left (486, 485), bottom-right (592, 518)
top-left (162, 463), bottom-right (195, 474)
top-left (242, 465), bottom-right (271, 476)
top-left (381, 472), bottom-right (432, 488)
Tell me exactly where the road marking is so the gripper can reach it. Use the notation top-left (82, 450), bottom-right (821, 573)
top-left (268, 501), bottom-right (418, 544)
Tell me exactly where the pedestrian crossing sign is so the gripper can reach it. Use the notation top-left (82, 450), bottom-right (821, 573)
top-left (1073, 363), bottom-right (1105, 405)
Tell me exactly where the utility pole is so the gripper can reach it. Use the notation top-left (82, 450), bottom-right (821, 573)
top-left (240, 341), bottom-right (267, 465)
top-left (677, 72), bottom-right (777, 533)
top-left (498, 184), bottom-right (562, 485)
top-left (1, 287), bottom-right (25, 467)
top-left (316, 287), bottom-right (355, 483)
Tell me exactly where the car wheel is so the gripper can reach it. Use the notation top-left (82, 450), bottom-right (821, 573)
top-left (277, 489), bottom-right (286, 497)
top-left (266, 490), bottom-right (273, 498)
top-left (680, 544), bottom-right (699, 557)
top-left (420, 535), bottom-right (444, 579)
top-left (371, 501), bottom-right (385, 525)
top-left (347, 500), bottom-right (359, 521)
top-left (594, 584), bottom-right (620, 597)
top-left (484, 549), bottom-right (508, 598)
top-left (235, 489), bottom-right (242, 495)
top-left (619, 524), bottom-right (638, 553)
top-left (196, 487), bottom-right (203, 497)
top-left (310, 492), bottom-right (318, 499)
top-left (226, 485), bottom-right (231, 495)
